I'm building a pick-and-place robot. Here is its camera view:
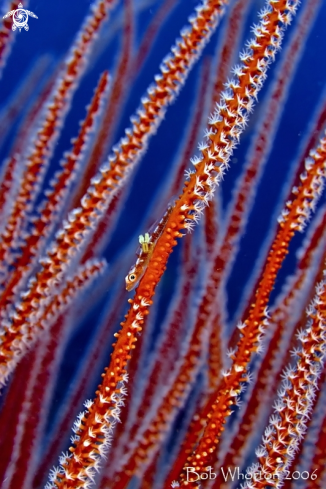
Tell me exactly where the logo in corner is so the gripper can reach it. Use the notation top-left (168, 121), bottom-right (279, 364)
top-left (3, 2), bottom-right (38, 32)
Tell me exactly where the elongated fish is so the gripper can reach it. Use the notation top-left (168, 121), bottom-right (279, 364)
top-left (125, 205), bottom-right (174, 291)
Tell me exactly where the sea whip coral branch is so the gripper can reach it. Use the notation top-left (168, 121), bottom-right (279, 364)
top-left (0, 60), bottom-right (57, 229)
top-left (15, 2), bottom-right (233, 485)
top-left (71, 0), bottom-right (134, 208)
top-left (44, 0), bottom-right (300, 487)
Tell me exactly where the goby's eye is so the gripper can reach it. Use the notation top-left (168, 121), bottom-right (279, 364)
top-left (129, 274), bottom-right (136, 282)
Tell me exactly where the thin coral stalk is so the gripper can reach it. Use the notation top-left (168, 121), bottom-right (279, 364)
top-left (32, 283), bottom-right (127, 488)
top-left (102, 238), bottom-right (200, 487)
top-left (243, 278), bottom-right (326, 488)
top-left (0, 56), bottom-right (50, 155)
top-left (280, 370), bottom-right (326, 489)
top-left (211, 0), bottom-right (250, 104)
top-left (220, 0), bottom-right (319, 279)
top-left (71, 0), bottom-right (134, 208)
top-left (0, 71), bottom-right (109, 312)
top-left (0, 59), bottom-right (55, 228)
top-left (305, 389), bottom-right (326, 488)
top-left (131, 0), bottom-right (178, 75)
